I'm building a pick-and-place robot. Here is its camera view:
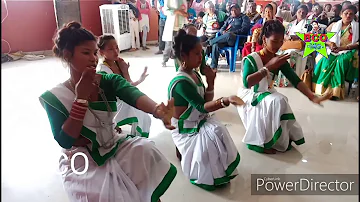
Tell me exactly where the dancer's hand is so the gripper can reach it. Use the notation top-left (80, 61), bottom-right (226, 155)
top-left (139, 66), bottom-right (149, 83)
top-left (310, 92), bottom-right (332, 106)
top-left (228, 95), bottom-right (245, 106)
top-left (203, 66), bottom-right (216, 85)
top-left (154, 98), bottom-right (175, 130)
top-left (117, 58), bottom-right (130, 70)
top-left (75, 67), bottom-right (98, 100)
top-left (265, 54), bottom-right (291, 71)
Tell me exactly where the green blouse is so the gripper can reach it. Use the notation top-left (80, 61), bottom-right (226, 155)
top-left (41, 73), bottom-right (145, 149)
top-left (171, 71), bottom-right (208, 113)
top-left (242, 59), bottom-right (301, 89)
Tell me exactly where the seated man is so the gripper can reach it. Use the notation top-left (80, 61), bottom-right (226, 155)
top-left (207, 3), bottom-right (250, 71)
top-left (246, 2), bottom-right (261, 23)
top-left (202, 1), bottom-right (228, 40)
top-left (328, 4), bottom-right (342, 25)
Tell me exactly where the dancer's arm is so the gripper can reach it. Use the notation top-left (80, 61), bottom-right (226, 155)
top-left (279, 63), bottom-right (301, 88)
top-left (204, 82), bottom-right (215, 102)
top-left (172, 80), bottom-right (229, 113)
top-left (280, 63), bottom-right (315, 100)
top-left (41, 101), bottom-right (88, 149)
top-left (116, 59), bottom-right (148, 86)
top-left (107, 73), bottom-right (174, 128)
top-left (243, 59), bottom-right (265, 88)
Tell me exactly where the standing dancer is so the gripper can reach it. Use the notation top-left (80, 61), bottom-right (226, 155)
top-left (237, 20), bottom-right (331, 154)
top-left (168, 29), bottom-right (244, 191)
top-left (39, 22), bottom-right (176, 202)
top-left (97, 35), bottom-right (151, 138)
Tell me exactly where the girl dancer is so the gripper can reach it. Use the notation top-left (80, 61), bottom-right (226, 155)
top-left (237, 20), bottom-right (331, 154)
top-left (39, 22), bottom-right (176, 202)
top-left (168, 29), bottom-right (244, 191)
top-left (97, 35), bottom-right (151, 137)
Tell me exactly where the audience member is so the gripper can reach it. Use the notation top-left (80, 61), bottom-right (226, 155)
top-left (206, 4), bottom-right (250, 71)
top-left (246, 2), bottom-right (261, 23)
top-left (328, 4), bottom-right (342, 25)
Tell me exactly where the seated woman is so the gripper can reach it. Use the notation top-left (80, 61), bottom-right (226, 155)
top-left (168, 29), bottom-right (243, 190)
top-left (270, 1), bottom-right (284, 23)
top-left (242, 4), bottom-right (279, 57)
top-left (237, 20), bottom-right (331, 154)
top-left (97, 35), bottom-right (151, 137)
top-left (307, 3), bottom-right (328, 26)
top-left (313, 5), bottom-right (359, 100)
top-left (276, 5), bottom-right (311, 87)
top-left (39, 22), bottom-right (176, 202)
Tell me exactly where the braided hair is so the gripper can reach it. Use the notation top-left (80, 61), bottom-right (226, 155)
top-left (257, 19), bottom-right (285, 46)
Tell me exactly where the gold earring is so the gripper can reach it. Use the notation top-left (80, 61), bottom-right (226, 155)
top-left (181, 61), bottom-right (187, 68)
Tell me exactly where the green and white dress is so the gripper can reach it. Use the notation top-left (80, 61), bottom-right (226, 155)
top-left (98, 62), bottom-right (151, 138)
top-left (39, 73), bottom-right (176, 202)
top-left (237, 52), bottom-right (305, 153)
top-left (168, 71), bottom-right (240, 191)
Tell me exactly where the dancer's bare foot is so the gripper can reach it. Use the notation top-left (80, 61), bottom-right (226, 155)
top-left (176, 147), bottom-right (182, 161)
top-left (128, 48), bottom-right (137, 52)
top-left (264, 148), bottom-right (276, 154)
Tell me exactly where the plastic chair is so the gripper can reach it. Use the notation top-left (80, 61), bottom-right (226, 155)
top-left (216, 32), bottom-right (248, 72)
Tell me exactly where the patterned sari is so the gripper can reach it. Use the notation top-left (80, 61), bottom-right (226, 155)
top-left (312, 22), bottom-right (359, 100)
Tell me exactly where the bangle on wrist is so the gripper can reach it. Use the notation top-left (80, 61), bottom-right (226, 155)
top-left (152, 104), bottom-right (161, 119)
top-left (74, 98), bottom-right (89, 106)
top-left (206, 89), bottom-right (214, 94)
top-left (259, 67), bottom-right (268, 77)
top-left (220, 97), bottom-right (229, 108)
top-left (70, 101), bottom-right (88, 121)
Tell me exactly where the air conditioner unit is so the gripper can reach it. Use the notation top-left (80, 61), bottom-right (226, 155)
top-left (99, 4), bottom-right (131, 51)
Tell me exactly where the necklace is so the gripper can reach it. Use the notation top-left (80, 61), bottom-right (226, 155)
top-left (67, 79), bottom-right (115, 149)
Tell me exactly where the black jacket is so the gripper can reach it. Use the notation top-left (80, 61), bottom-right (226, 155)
top-left (220, 14), bottom-right (251, 35)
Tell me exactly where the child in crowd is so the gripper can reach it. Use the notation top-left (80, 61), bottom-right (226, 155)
top-left (187, 0), bottom-right (197, 22)
top-left (137, 0), bottom-right (151, 50)
top-left (97, 35), bottom-right (151, 137)
top-left (308, 20), bottom-right (324, 34)
top-left (195, 11), bottom-right (205, 30)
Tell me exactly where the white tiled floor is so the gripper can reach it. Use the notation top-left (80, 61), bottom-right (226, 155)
top-left (1, 47), bottom-right (359, 202)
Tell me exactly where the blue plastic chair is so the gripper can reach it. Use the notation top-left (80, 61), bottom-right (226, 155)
top-left (216, 33), bottom-right (248, 72)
